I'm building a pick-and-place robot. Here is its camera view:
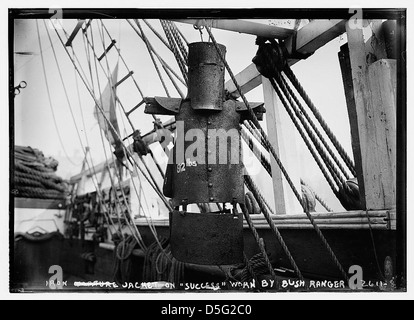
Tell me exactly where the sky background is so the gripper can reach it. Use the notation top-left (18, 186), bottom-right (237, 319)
top-left (13, 17), bottom-right (356, 214)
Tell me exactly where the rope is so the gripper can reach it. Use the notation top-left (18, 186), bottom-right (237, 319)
top-left (135, 19), bottom-right (171, 98)
top-left (164, 20), bottom-right (189, 66)
top-left (51, 20), bottom-right (174, 214)
top-left (14, 161), bottom-right (62, 182)
top-left (174, 22), bottom-right (189, 46)
top-left (32, 23), bottom-right (79, 166)
top-left (240, 127), bottom-right (272, 177)
top-left (113, 234), bottom-right (137, 284)
top-left (166, 20), bottom-right (188, 64)
top-left (301, 179), bottom-right (333, 212)
top-left (284, 66), bottom-right (356, 176)
top-left (243, 252), bottom-right (259, 284)
top-left (240, 252), bottom-right (273, 284)
top-left (100, 21), bottom-right (146, 98)
top-left (244, 175), bottom-right (304, 281)
top-left (258, 42), bottom-right (358, 210)
top-left (240, 203), bottom-right (277, 279)
top-left (244, 182), bottom-right (274, 218)
top-left (53, 19), bottom-right (124, 240)
top-left (142, 19), bottom-right (171, 50)
top-left (244, 121), bottom-right (267, 149)
top-left (160, 20), bottom-right (188, 84)
top-left (15, 186), bottom-right (66, 200)
top-left (126, 19), bottom-right (186, 87)
top-left (201, 28), bottom-right (348, 280)
top-left (14, 176), bottom-right (45, 189)
top-left (271, 74), bottom-right (345, 188)
top-left (269, 77), bottom-right (342, 192)
top-left (95, 21), bottom-right (168, 183)
top-left (248, 171), bottom-right (348, 281)
top-left (278, 72), bottom-right (351, 180)
top-left (14, 162), bottom-right (67, 192)
top-left (243, 125), bottom-right (334, 213)
top-left (142, 239), bottom-right (184, 286)
top-left (90, 23), bottom-right (129, 241)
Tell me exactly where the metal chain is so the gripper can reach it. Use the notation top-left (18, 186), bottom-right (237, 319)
top-left (284, 66), bottom-right (356, 176)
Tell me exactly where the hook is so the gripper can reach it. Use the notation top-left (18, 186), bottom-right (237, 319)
top-left (193, 24), bottom-right (204, 42)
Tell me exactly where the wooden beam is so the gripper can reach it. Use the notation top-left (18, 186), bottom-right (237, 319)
top-left (70, 158), bottom-right (117, 183)
top-left (284, 19), bottom-right (347, 62)
top-left (262, 77), bottom-right (302, 215)
top-left (225, 19), bottom-right (347, 98)
top-left (225, 63), bottom-right (262, 99)
top-left (173, 19), bottom-right (294, 39)
top-left (338, 43), bottom-right (366, 209)
top-left (345, 22), bottom-right (396, 210)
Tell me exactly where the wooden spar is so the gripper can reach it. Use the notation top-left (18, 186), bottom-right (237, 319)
top-left (132, 209), bottom-right (394, 230)
top-left (284, 19), bottom-right (348, 63)
top-left (344, 21), bottom-right (396, 210)
top-left (69, 119), bottom-right (175, 183)
top-left (65, 19), bottom-right (86, 47)
top-left (173, 19), bottom-right (295, 39)
top-left (262, 77), bottom-right (302, 215)
top-left (224, 19), bottom-right (347, 98)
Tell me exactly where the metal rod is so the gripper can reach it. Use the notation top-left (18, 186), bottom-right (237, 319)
top-left (98, 39), bottom-right (116, 61)
top-left (65, 19), bottom-right (86, 46)
top-left (125, 99), bottom-right (145, 117)
top-left (113, 71), bottom-right (134, 88)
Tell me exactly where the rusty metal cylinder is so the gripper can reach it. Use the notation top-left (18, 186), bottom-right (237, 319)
top-left (187, 42), bottom-right (226, 110)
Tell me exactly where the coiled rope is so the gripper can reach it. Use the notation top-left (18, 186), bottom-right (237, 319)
top-left (240, 203), bottom-right (277, 280)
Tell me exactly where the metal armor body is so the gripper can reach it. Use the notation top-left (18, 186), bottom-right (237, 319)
top-left (164, 99), bottom-right (245, 207)
top-left (143, 42), bottom-right (266, 265)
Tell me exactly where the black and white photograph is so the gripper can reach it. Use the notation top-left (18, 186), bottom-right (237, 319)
top-left (4, 2), bottom-right (410, 302)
